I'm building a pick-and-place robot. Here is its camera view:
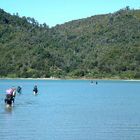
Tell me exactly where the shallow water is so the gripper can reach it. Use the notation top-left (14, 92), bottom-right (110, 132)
top-left (0, 79), bottom-right (140, 140)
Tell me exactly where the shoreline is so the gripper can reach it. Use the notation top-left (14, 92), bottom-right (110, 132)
top-left (0, 77), bottom-right (140, 81)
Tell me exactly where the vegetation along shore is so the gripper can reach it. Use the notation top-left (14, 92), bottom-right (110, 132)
top-left (0, 7), bottom-right (140, 79)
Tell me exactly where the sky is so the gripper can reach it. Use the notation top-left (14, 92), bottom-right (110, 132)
top-left (0, 0), bottom-right (140, 27)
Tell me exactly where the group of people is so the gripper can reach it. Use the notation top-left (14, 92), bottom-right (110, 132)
top-left (4, 85), bottom-right (38, 107)
top-left (91, 81), bottom-right (98, 84)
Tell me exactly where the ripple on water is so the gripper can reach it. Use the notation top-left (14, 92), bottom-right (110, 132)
top-left (0, 80), bottom-right (140, 140)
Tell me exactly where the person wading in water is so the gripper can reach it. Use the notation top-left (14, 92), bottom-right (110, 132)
top-left (5, 88), bottom-right (16, 107)
top-left (33, 85), bottom-right (38, 95)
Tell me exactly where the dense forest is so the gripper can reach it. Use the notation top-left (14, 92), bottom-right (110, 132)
top-left (0, 7), bottom-right (140, 79)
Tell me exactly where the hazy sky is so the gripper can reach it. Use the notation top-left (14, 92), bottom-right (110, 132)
top-left (0, 0), bottom-right (139, 27)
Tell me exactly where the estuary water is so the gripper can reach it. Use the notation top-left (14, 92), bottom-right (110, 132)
top-left (0, 79), bottom-right (140, 140)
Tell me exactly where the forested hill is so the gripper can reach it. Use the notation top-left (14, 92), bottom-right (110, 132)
top-left (0, 7), bottom-right (140, 79)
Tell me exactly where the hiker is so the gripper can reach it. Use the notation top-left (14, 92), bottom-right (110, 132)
top-left (33, 85), bottom-right (38, 95)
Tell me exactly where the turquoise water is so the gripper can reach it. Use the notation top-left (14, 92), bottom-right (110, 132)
top-left (0, 79), bottom-right (140, 140)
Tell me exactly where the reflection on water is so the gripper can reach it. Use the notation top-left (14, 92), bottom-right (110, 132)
top-left (4, 106), bottom-right (13, 113)
top-left (0, 79), bottom-right (140, 140)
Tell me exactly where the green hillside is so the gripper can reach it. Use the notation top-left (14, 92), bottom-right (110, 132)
top-left (0, 7), bottom-right (140, 79)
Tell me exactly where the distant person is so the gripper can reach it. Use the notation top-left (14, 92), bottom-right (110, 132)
top-left (91, 81), bottom-right (93, 84)
top-left (17, 86), bottom-right (22, 94)
top-left (33, 85), bottom-right (38, 95)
